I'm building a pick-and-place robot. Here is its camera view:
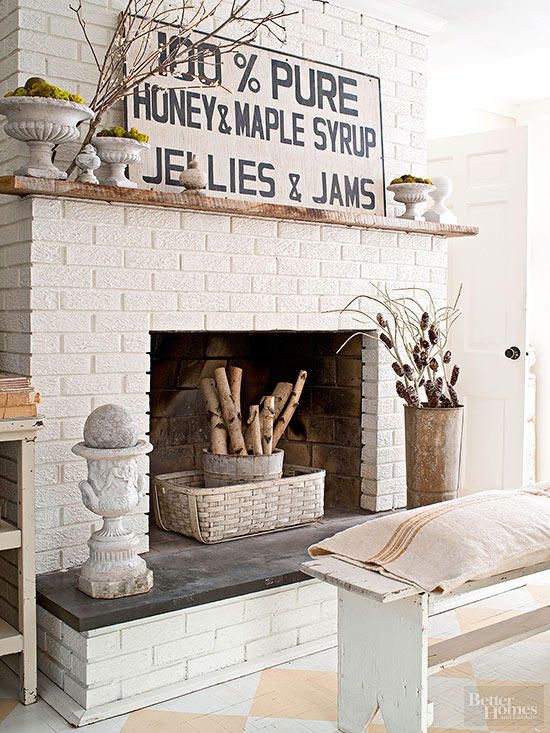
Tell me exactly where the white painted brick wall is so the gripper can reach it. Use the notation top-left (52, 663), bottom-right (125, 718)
top-left (1, 0), bottom-right (428, 207)
top-left (0, 0), bottom-right (435, 569)
top-left (36, 579), bottom-right (337, 715)
top-left (0, 196), bottom-right (447, 570)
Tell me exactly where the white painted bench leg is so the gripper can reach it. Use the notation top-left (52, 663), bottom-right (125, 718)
top-left (338, 588), bottom-right (429, 733)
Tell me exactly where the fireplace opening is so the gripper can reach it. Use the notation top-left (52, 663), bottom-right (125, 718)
top-left (148, 330), bottom-right (368, 538)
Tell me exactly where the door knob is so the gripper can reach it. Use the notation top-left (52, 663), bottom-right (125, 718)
top-left (505, 346), bottom-right (521, 360)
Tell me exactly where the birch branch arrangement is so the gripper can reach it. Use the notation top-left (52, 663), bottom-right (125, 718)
top-left (67, 0), bottom-right (293, 174)
top-left (201, 368), bottom-right (307, 455)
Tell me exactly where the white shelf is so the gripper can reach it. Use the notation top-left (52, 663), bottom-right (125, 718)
top-left (0, 417), bottom-right (42, 703)
top-left (0, 520), bottom-right (21, 551)
top-left (0, 618), bottom-right (23, 657)
top-left (0, 176), bottom-right (479, 239)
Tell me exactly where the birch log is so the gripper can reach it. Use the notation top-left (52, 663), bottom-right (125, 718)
top-left (199, 378), bottom-right (228, 455)
top-left (272, 382), bottom-right (293, 420)
top-left (228, 366), bottom-right (243, 421)
top-left (214, 367), bottom-right (247, 455)
top-left (261, 396), bottom-right (275, 456)
top-left (272, 370), bottom-right (308, 449)
top-left (245, 404), bottom-right (263, 455)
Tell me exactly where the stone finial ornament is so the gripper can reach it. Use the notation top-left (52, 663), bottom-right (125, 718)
top-left (72, 404), bottom-right (153, 599)
top-left (179, 155), bottom-right (207, 193)
top-left (83, 403), bottom-right (140, 448)
top-left (424, 176), bottom-right (457, 224)
top-left (75, 143), bottom-right (100, 184)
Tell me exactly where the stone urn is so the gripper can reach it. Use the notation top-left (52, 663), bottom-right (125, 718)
top-left (424, 176), bottom-right (457, 224)
top-left (404, 405), bottom-right (464, 508)
top-left (179, 155), bottom-right (207, 193)
top-left (92, 136), bottom-right (150, 188)
top-left (387, 182), bottom-right (435, 221)
top-left (0, 96), bottom-right (94, 179)
top-left (72, 404), bottom-right (153, 599)
top-left (75, 143), bottom-right (100, 184)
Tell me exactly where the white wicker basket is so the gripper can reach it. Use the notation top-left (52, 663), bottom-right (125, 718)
top-left (152, 465), bottom-right (325, 544)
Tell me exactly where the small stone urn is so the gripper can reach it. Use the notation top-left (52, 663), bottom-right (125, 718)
top-left (424, 176), bottom-right (457, 224)
top-left (72, 404), bottom-right (153, 599)
top-left (92, 136), bottom-right (150, 188)
top-left (387, 182), bottom-right (435, 221)
top-left (75, 143), bottom-right (100, 184)
top-left (179, 155), bottom-right (207, 193)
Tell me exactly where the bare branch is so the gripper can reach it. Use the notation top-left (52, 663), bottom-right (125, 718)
top-left (70, 0), bottom-right (102, 72)
top-left (67, 0), bottom-right (294, 174)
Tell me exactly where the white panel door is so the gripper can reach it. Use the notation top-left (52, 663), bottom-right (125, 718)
top-left (428, 127), bottom-right (529, 494)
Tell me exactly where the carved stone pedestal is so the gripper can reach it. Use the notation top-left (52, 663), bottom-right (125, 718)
top-left (72, 405), bottom-right (153, 599)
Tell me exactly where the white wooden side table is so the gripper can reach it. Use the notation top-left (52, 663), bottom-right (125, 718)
top-left (0, 417), bottom-right (42, 704)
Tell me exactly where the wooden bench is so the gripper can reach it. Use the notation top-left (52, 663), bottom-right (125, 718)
top-left (301, 556), bottom-right (550, 733)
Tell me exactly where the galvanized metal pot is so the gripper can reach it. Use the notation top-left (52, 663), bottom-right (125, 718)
top-left (404, 406), bottom-right (464, 508)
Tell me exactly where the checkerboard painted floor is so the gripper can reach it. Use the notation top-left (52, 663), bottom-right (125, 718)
top-left (0, 573), bottom-right (548, 732)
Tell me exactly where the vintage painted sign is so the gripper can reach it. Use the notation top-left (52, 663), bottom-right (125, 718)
top-left (125, 23), bottom-right (385, 213)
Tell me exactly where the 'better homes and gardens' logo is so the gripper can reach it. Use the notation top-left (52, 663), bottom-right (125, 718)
top-left (465, 685), bottom-right (545, 729)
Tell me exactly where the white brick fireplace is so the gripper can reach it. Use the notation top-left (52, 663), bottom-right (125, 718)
top-left (0, 0), bottom-right (437, 574)
top-left (0, 191), bottom-right (464, 725)
top-left (1, 192), bottom-right (461, 723)
top-left (0, 0), bottom-right (473, 724)
top-left (0, 194), bottom-right (449, 574)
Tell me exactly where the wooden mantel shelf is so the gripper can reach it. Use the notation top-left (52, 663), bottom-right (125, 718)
top-left (0, 176), bottom-right (478, 238)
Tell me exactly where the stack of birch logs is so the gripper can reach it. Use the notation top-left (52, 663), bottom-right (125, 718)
top-left (200, 367), bottom-right (307, 456)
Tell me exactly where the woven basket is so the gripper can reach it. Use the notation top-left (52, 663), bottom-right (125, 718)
top-left (152, 465), bottom-right (325, 544)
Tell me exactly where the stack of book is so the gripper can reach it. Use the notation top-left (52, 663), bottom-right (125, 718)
top-left (0, 373), bottom-right (40, 419)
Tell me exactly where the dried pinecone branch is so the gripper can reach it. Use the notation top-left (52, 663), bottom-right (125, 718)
top-left (450, 365), bottom-right (460, 386)
top-left (425, 380), bottom-right (439, 407)
top-left (392, 362), bottom-right (404, 377)
top-left (396, 380), bottom-right (414, 406)
top-left (338, 285), bottom-right (463, 407)
top-left (448, 385), bottom-right (460, 407)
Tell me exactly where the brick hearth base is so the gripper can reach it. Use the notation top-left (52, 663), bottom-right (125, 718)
top-left (31, 580), bottom-right (336, 726)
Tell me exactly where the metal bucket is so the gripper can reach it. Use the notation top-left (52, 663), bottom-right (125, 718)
top-left (202, 448), bottom-right (284, 488)
top-left (404, 406), bottom-right (464, 509)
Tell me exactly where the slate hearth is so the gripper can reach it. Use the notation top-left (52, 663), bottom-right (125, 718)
top-left (36, 508), bottom-right (373, 632)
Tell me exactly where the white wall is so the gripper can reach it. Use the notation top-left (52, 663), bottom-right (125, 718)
top-left (427, 95), bottom-right (516, 139)
top-left (516, 100), bottom-right (550, 482)
top-left (426, 76), bottom-right (516, 139)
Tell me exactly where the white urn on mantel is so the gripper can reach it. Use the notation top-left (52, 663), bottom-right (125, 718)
top-left (92, 136), bottom-right (150, 188)
top-left (387, 181), bottom-right (435, 221)
top-left (72, 404), bottom-right (153, 599)
top-left (0, 96), bottom-right (94, 179)
top-left (424, 176), bottom-right (457, 224)
top-left (179, 155), bottom-right (207, 194)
